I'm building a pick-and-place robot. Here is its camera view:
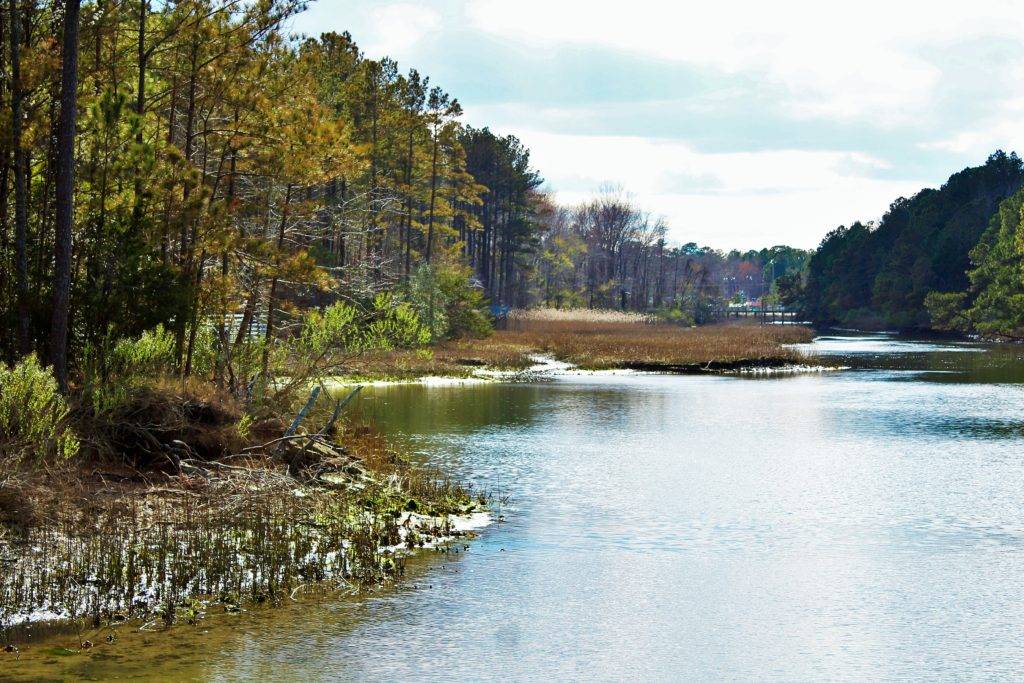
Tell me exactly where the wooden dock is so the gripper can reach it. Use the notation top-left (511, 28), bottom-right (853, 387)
top-left (712, 305), bottom-right (801, 325)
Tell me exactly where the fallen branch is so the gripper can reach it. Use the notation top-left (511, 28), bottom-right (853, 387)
top-left (275, 387), bottom-right (321, 455)
top-left (320, 385), bottom-right (362, 435)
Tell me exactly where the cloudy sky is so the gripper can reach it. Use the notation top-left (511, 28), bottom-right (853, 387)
top-left (291, 1), bottom-right (1024, 249)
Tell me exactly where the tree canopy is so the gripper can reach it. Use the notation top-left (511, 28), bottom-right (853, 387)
top-left (0, 0), bottom-right (811, 388)
top-left (804, 151), bottom-right (1024, 329)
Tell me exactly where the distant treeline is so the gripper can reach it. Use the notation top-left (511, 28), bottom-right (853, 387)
top-left (803, 151), bottom-right (1024, 330)
top-left (529, 189), bottom-right (810, 319)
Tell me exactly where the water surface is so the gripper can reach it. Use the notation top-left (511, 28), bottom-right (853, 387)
top-left (14, 333), bottom-right (1024, 681)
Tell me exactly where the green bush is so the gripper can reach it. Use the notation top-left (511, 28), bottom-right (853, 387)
top-left (82, 325), bottom-right (178, 413)
top-left (296, 295), bottom-right (430, 358)
top-left (264, 296), bottom-right (430, 405)
top-left (0, 355), bottom-right (79, 468)
top-left (187, 325), bottom-right (217, 377)
top-left (655, 306), bottom-right (695, 326)
top-left (365, 293), bottom-right (434, 350)
top-left (111, 324), bottom-right (178, 376)
top-left (403, 264), bottom-right (492, 340)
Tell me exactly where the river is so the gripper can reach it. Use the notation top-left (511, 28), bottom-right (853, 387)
top-left (12, 332), bottom-right (1024, 681)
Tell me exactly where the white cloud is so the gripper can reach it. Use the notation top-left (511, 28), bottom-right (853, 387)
top-left (920, 97), bottom-right (1024, 155)
top-left (465, 0), bottom-right (1024, 125)
top-left (509, 130), bottom-right (924, 249)
top-left (362, 4), bottom-right (442, 59)
top-left (292, 0), bottom-right (1022, 248)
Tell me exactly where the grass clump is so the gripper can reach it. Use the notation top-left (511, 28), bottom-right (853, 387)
top-left (0, 355), bottom-right (79, 471)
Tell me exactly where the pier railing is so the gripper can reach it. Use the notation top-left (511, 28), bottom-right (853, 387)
top-left (711, 305), bottom-right (801, 325)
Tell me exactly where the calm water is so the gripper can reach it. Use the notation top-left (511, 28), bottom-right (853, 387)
top-left (14, 333), bottom-right (1024, 681)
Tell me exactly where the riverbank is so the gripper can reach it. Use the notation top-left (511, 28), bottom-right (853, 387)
top-left (0, 314), bottom-right (809, 653)
top-left (0, 407), bottom-right (486, 650)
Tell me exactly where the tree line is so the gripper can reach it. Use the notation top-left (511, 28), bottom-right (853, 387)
top-left (926, 178), bottom-right (1024, 339)
top-left (803, 151), bottom-right (1024, 330)
top-left (0, 0), bottom-right (815, 393)
top-left (0, 0), bottom-right (536, 385)
top-left (529, 188), bottom-right (809, 321)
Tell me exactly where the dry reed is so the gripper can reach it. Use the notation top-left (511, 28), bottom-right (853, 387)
top-left (499, 311), bottom-right (813, 369)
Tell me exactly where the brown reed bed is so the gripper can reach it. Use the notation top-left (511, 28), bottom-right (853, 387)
top-left (339, 310), bottom-right (815, 378)
top-left (337, 337), bottom-right (536, 381)
top-left (497, 311), bottom-right (815, 370)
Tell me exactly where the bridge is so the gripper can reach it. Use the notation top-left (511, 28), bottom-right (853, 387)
top-left (711, 304), bottom-right (802, 324)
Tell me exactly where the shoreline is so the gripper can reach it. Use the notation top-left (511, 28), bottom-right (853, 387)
top-left (0, 321), bottom-right (817, 653)
top-left (0, 431), bottom-right (490, 648)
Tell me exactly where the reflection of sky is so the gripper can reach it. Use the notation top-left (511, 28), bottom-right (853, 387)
top-left (291, 1), bottom-right (1024, 249)
top-left (797, 335), bottom-right (987, 355)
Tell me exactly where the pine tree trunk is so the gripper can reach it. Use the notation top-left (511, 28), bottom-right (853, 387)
top-left (262, 184), bottom-right (293, 378)
top-left (10, 0), bottom-right (29, 356)
top-left (51, 0), bottom-right (81, 391)
top-left (130, 0), bottom-right (147, 235)
top-left (425, 126), bottom-right (439, 263)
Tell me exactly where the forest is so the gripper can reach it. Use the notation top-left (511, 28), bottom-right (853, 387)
top-left (802, 151), bottom-right (1024, 330)
top-left (924, 182), bottom-right (1024, 339)
top-left (0, 0), bottom-right (810, 392)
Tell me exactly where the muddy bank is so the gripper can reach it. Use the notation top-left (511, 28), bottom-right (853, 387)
top-left (0, 431), bottom-right (487, 649)
top-left (618, 357), bottom-right (796, 374)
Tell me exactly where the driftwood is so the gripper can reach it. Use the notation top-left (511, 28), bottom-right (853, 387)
top-left (275, 386), bottom-right (321, 455)
top-left (320, 385), bottom-right (362, 435)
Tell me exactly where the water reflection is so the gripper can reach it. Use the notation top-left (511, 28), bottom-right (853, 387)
top-left (13, 332), bottom-right (1024, 681)
top-left (800, 331), bottom-right (1024, 383)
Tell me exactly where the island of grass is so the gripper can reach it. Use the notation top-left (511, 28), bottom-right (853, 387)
top-left (337, 309), bottom-right (817, 381)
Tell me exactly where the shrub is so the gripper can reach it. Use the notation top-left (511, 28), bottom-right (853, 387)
top-left (110, 324), bottom-right (178, 377)
top-left (295, 295), bottom-right (430, 359)
top-left (0, 355), bottom-right (79, 469)
top-left (267, 296), bottom-right (431, 406)
top-left (404, 264), bottom-right (492, 340)
top-left (365, 293), bottom-right (434, 350)
top-left (655, 306), bottom-right (696, 326)
top-left (83, 325), bottom-right (178, 413)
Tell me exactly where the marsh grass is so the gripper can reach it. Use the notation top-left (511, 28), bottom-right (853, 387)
top-left (498, 312), bottom-right (814, 369)
top-left (341, 310), bottom-right (814, 377)
top-left (0, 421), bottom-right (478, 645)
top-left (330, 338), bottom-right (536, 381)
top-left (508, 308), bottom-right (657, 325)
